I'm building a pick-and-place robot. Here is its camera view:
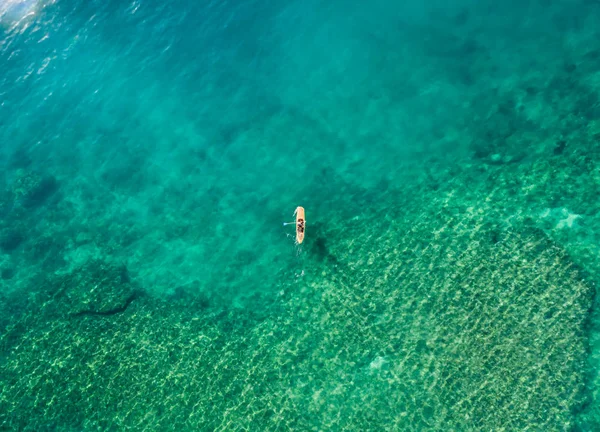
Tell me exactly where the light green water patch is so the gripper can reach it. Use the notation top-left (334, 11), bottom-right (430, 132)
top-left (0, 156), bottom-right (594, 430)
top-left (2, 0), bottom-right (600, 428)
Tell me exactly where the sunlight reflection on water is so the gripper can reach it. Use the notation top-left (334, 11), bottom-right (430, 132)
top-left (1, 0), bottom-right (44, 29)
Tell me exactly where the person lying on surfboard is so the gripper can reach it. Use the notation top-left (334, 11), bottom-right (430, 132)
top-left (283, 206), bottom-right (306, 244)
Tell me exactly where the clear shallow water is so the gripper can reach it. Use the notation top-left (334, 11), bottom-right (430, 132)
top-left (1, 0), bottom-right (600, 430)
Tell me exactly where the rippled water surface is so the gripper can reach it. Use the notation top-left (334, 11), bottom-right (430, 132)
top-left (1, 0), bottom-right (600, 430)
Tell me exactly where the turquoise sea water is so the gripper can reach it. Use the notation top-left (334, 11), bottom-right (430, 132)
top-left (1, 0), bottom-right (600, 429)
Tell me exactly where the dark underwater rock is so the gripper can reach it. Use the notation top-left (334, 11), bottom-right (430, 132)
top-left (11, 170), bottom-right (59, 209)
top-left (50, 259), bottom-right (138, 316)
top-left (1, 267), bottom-right (15, 280)
top-left (0, 228), bottom-right (24, 252)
